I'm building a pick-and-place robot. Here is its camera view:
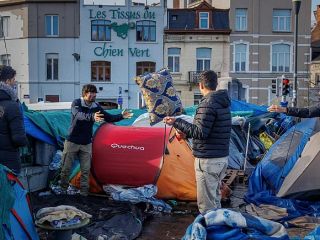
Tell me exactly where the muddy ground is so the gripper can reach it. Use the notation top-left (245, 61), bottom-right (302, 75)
top-left (32, 184), bottom-right (310, 240)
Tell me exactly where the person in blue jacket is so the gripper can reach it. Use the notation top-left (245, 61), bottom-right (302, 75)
top-left (0, 65), bottom-right (27, 173)
top-left (60, 84), bottom-right (132, 196)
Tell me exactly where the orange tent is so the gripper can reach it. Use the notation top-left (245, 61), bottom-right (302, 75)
top-left (78, 123), bottom-right (197, 200)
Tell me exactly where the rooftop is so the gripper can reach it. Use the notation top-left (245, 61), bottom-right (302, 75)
top-left (0, 0), bottom-right (77, 7)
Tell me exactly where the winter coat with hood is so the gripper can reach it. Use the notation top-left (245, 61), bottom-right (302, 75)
top-left (0, 82), bottom-right (27, 173)
top-left (173, 89), bottom-right (231, 158)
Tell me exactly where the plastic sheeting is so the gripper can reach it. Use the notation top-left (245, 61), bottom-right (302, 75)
top-left (24, 116), bottom-right (55, 145)
top-left (22, 100), bottom-right (264, 147)
top-left (23, 109), bottom-right (146, 146)
top-left (231, 100), bottom-right (268, 116)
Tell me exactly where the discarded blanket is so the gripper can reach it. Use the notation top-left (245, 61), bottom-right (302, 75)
top-left (104, 184), bottom-right (172, 213)
top-left (36, 205), bottom-right (91, 228)
top-left (88, 213), bottom-right (142, 240)
top-left (182, 209), bottom-right (289, 240)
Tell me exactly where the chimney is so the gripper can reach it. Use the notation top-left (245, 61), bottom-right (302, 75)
top-left (173, 0), bottom-right (179, 8)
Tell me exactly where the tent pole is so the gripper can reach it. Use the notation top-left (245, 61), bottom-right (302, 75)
top-left (244, 123), bottom-right (251, 172)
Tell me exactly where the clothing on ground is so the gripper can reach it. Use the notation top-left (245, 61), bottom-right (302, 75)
top-left (182, 208), bottom-right (289, 240)
top-left (104, 184), bottom-right (172, 213)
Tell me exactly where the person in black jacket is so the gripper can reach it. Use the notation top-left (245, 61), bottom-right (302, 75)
top-left (164, 70), bottom-right (231, 214)
top-left (0, 65), bottom-right (27, 173)
top-left (268, 104), bottom-right (320, 118)
top-left (60, 84), bottom-right (133, 196)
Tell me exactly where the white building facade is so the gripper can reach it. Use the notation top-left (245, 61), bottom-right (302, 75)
top-left (80, 0), bottom-right (165, 109)
top-left (0, 0), bottom-right (80, 104)
top-left (0, 0), bottom-right (165, 108)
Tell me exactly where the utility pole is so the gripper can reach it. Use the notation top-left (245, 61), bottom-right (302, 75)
top-left (292, 0), bottom-right (301, 107)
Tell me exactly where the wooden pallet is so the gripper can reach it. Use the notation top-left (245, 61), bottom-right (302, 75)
top-left (222, 169), bottom-right (245, 186)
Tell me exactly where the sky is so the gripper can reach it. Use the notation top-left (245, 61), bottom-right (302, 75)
top-left (312, 0), bottom-right (320, 23)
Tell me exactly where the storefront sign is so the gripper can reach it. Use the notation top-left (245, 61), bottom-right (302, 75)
top-left (89, 9), bottom-right (156, 20)
top-left (94, 43), bottom-right (150, 58)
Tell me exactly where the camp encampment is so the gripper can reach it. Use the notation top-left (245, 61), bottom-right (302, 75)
top-left (3, 100), bottom-right (320, 239)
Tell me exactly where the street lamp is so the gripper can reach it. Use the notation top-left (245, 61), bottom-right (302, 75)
top-left (292, 0), bottom-right (301, 107)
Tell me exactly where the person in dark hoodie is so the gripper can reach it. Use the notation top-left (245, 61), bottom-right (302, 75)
top-left (163, 70), bottom-right (231, 214)
top-left (60, 84), bottom-right (133, 196)
top-left (0, 65), bottom-right (27, 173)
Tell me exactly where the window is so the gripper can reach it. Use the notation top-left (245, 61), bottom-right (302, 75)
top-left (136, 61), bottom-right (156, 75)
top-left (45, 15), bottom-right (59, 36)
top-left (273, 10), bottom-right (291, 32)
top-left (194, 93), bottom-right (202, 105)
top-left (235, 9), bottom-right (247, 31)
top-left (168, 48), bottom-right (180, 73)
top-left (132, 0), bottom-right (160, 6)
top-left (199, 12), bottom-right (209, 29)
top-left (196, 48), bottom-right (211, 71)
top-left (91, 61), bottom-right (111, 82)
top-left (136, 20), bottom-right (156, 42)
top-left (91, 20), bottom-right (111, 41)
top-left (0, 16), bottom-right (10, 38)
top-left (0, 54), bottom-right (11, 66)
top-left (46, 53), bottom-right (59, 80)
top-left (45, 95), bottom-right (59, 102)
top-left (272, 44), bottom-right (290, 72)
top-left (234, 44), bottom-right (247, 72)
top-left (172, 15), bottom-right (178, 21)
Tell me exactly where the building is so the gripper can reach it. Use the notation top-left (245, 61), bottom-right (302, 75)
top-left (0, 0), bottom-right (165, 108)
top-left (171, 0), bottom-right (229, 10)
top-left (164, 0), bottom-right (231, 106)
top-left (229, 0), bottom-right (311, 106)
top-left (0, 0), bottom-right (80, 103)
top-left (80, 0), bottom-right (165, 109)
top-left (310, 5), bottom-right (320, 106)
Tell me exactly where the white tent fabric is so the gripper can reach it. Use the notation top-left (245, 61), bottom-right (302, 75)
top-left (277, 131), bottom-right (320, 198)
top-left (132, 114), bottom-right (193, 127)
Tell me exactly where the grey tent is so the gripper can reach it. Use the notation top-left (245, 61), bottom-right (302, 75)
top-left (277, 131), bottom-right (320, 200)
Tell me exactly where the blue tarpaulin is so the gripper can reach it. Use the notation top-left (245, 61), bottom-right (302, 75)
top-left (231, 100), bottom-right (268, 116)
top-left (24, 116), bottom-right (55, 145)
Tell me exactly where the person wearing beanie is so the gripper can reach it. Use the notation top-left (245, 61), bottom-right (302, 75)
top-left (0, 65), bottom-right (27, 173)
